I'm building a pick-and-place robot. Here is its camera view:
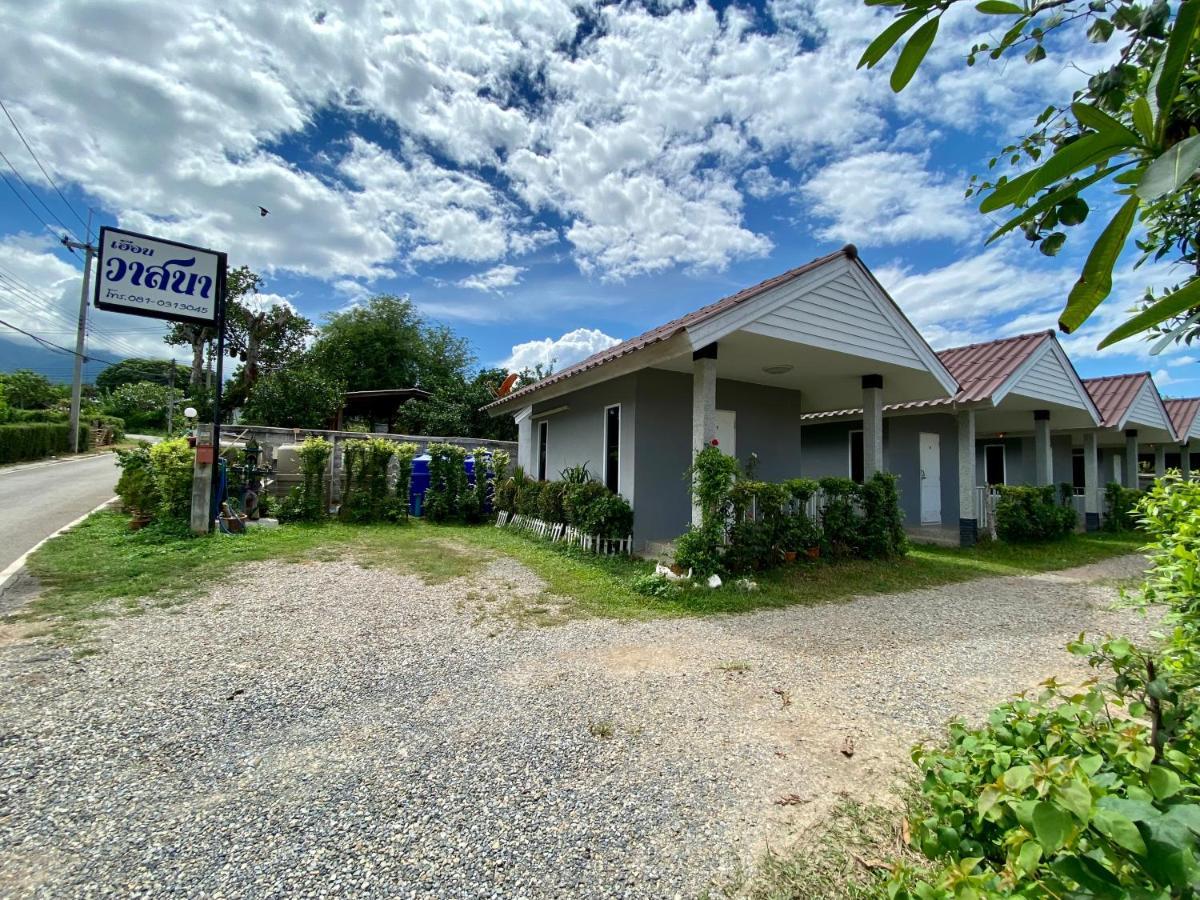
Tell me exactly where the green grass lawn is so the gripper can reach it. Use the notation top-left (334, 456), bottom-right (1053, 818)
top-left (11, 510), bottom-right (1145, 647)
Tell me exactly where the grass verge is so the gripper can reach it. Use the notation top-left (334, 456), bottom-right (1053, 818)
top-left (11, 511), bottom-right (1144, 647)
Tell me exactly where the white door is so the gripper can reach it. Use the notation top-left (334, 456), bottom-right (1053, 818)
top-left (919, 432), bottom-right (941, 524)
top-left (715, 410), bottom-right (736, 459)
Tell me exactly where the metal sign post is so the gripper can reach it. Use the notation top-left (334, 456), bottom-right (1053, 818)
top-left (91, 226), bottom-right (229, 532)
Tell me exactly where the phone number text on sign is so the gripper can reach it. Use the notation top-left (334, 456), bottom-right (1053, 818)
top-left (94, 226), bottom-right (224, 325)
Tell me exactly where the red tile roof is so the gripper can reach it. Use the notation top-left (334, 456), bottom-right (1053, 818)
top-left (1082, 373), bottom-right (1151, 428)
top-left (798, 331), bottom-right (1057, 420)
top-left (484, 246), bottom-right (854, 410)
top-left (936, 331), bottom-right (1051, 403)
top-left (1164, 397), bottom-right (1200, 438)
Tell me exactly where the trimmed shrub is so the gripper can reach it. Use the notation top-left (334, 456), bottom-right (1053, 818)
top-left (494, 475), bottom-right (517, 513)
top-left (115, 443), bottom-right (158, 515)
top-left (859, 471), bottom-right (908, 558)
top-left (340, 437), bottom-right (398, 523)
top-left (994, 484), bottom-right (1076, 542)
top-left (675, 525), bottom-right (722, 579)
top-left (148, 438), bottom-right (195, 523)
top-left (424, 443), bottom-right (468, 523)
top-left (277, 437), bottom-right (332, 523)
top-left (818, 476), bottom-right (861, 557)
top-left (1104, 480), bottom-right (1143, 531)
top-left (0, 422), bottom-right (84, 464)
top-left (516, 479), bottom-right (544, 517)
top-left (537, 480), bottom-right (568, 523)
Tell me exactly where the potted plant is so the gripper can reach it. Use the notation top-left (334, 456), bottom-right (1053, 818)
top-left (780, 513), bottom-right (820, 562)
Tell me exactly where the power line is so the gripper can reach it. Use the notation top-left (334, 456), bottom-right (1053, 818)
top-left (0, 168), bottom-right (64, 241)
top-left (0, 316), bottom-right (121, 366)
top-left (0, 146), bottom-right (80, 243)
top-left (0, 98), bottom-right (92, 239)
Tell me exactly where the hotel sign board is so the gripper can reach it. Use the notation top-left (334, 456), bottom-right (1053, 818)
top-left (93, 226), bottom-right (226, 326)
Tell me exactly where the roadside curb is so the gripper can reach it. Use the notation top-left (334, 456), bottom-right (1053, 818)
top-left (0, 497), bottom-right (119, 600)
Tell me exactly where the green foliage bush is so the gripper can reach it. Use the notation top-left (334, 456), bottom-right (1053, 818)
top-left (424, 443), bottom-right (468, 523)
top-left (115, 444), bottom-right (158, 515)
top-left (860, 471), bottom-right (908, 558)
top-left (0, 422), bottom-right (86, 463)
top-left (818, 476), bottom-right (862, 557)
top-left (148, 439), bottom-right (195, 523)
top-left (6, 408), bottom-right (67, 423)
top-left (1105, 481), bottom-right (1144, 532)
top-left (888, 475), bottom-right (1200, 899)
top-left (516, 480), bottom-right (544, 517)
top-left (994, 484), bottom-right (1077, 542)
top-left (340, 437), bottom-right (407, 523)
top-left (102, 380), bottom-right (182, 429)
top-left (538, 480), bottom-right (568, 524)
top-left (674, 526), bottom-right (723, 579)
top-left (277, 437), bottom-right (332, 523)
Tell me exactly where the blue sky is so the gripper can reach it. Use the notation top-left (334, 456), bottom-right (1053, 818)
top-left (1, 0), bottom-right (1197, 396)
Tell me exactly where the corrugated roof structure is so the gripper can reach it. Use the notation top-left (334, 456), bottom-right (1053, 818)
top-left (1083, 373), bottom-right (1152, 427)
top-left (1164, 397), bottom-right (1200, 439)
top-left (484, 247), bottom-right (852, 410)
top-left (936, 331), bottom-right (1051, 403)
top-left (798, 331), bottom-right (1053, 420)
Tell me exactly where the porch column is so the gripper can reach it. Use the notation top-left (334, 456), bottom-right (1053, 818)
top-left (1125, 430), bottom-right (1139, 488)
top-left (691, 343), bottom-right (718, 526)
top-left (1155, 444), bottom-right (1167, 480)
top-left (1034, 410), bottom-right (1052, 486)
top-left (1182, 443), bottom-right (1192, 481)
top-left (862, 374), bottom-right (884, 478)
top-left (1083, 430), bottom-right (1100, 531)
top-left (957, 409), bottom-right (977, 547)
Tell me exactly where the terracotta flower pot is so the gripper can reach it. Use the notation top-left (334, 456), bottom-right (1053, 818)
top-left (783, 550), bottom-right (798, 563)
top-left (805, 546), bottom-right (821, 560)
top-left (128, 514), bottom-right (152, 531)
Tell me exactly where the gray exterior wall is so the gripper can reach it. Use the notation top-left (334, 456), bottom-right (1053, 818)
top-left (800, 414), bottom-right (960, 527)
top-left (631, 369), bottom-right (807, 543)
top-left (531, 374), bottom-right (637, 503)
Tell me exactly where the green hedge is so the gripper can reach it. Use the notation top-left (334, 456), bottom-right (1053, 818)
top-left (0, 422), bottom-right (90, 464)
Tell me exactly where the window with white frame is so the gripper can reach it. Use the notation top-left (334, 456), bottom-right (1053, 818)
top-left (537, 420), bottom-right (548, 481)
top-left (848, 429), bottom-right (864, 484)
top-left (604, 404), bottom-right (620, 493)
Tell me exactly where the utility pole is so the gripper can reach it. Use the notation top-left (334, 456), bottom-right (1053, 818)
top-left (63, 233), bottom-right (97, 453)
top-left (167, 358), bottom-right (175, 436)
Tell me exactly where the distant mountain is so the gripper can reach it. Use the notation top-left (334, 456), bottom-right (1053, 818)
top-left (0, 336), bottom-right (118, 384)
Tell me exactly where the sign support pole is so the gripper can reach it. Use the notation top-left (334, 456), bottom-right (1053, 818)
top-left (209, 255), bottom-right (229, 527)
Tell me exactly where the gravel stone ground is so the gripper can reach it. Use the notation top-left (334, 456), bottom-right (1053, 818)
top-left (0, 552), bottom-right (1150, 899)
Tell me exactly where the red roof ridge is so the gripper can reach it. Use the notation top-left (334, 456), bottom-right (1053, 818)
top-left (1082, 371), bottom-right (1151, 383)
top-left (483, 246), bottom-right (853, 410)
top-left (935, 329), bottom-right (1053, 355)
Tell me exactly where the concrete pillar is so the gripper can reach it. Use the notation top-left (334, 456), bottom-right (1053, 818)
top-left (862, 374), bottom-right (884, 479)
top-left (1155, 444), bottom-right (1167, 480)
top-left (1083, 430), bottom-right (1100, 531)
top-left (1182, 443), bottom-right (1192, 481)
top-left (1034, 410), bottom-right (1052, 486)
top-left (691, 343), bottom-right (718, 526)
top-left (190, 423), bottom-right (215, 534)
top-left (1125, 430), bottom-right (1139, 488)
top-left (957, 409), bottom-right (977, 547)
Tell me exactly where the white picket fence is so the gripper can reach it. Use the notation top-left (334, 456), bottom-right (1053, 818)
top-left (494, 511), bottom-right (633, 555)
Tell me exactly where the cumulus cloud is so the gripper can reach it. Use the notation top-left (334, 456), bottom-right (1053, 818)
top-left (458, 264), bottom-right (526, 292)
top-left (801, 151), bottom-right (976, 246)
top-left (502, 327), bottom-right (622, 372)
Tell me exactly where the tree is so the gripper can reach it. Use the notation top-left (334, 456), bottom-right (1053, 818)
top-left (96, 358), bottom-right (190, 393)
top-left (240, 363), bottom-right (345, 429)
top-left (307, 295), bottom-right (473, 393)
top-left (163, 265), bottom-right (261, 387)
top-left (0, 369), bottom-right (57, 409)
top-left (103, 381), bottom-right (183, 429)
top-left (394, 368), bottom-right (520, 441)
top-left (860, 0), bottom-right (1200, 348)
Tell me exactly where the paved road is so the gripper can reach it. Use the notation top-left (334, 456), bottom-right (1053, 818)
top-left (0, 454), bottom-right (121, 573)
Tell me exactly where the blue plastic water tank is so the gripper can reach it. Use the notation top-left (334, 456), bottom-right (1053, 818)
top-left (410, 453), bottom-right (431, 516)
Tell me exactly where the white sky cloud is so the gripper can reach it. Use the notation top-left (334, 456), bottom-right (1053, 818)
top-left (502, 327), bottom-right (621, 372)
top-left (458, 264), bottom-right (526, 292)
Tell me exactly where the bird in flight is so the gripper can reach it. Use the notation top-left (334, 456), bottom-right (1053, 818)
top-left (258, 206), bottom-right (270, 217)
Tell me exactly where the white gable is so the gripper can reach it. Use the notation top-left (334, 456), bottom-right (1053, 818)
top-left (688, 256), bottom-right (954, 392)
top-left (1125, 380), bottom-right (1172, 431)
top-left (999, 340), bottom-right (1099, 420)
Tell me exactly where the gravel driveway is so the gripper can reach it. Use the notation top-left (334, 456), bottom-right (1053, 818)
top-left (0, 553), bottom-right (1148, 898)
